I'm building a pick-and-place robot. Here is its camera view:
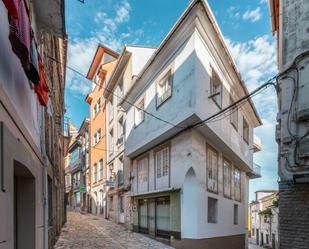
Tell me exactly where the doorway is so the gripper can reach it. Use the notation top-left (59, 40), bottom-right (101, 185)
top-left (256, 229), bottom-right (259, 245)
top-left (14, 161), bottom-right (35, 249)
top-left (138, 197), bottom-right (170, 238)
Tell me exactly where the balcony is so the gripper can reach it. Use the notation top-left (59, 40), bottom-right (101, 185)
top-left (249, 163), bottom-right (262, 179)
top-left (253, 135), bottom-right (262, 153)
top-left (117, 170), bottom-right (124, 187)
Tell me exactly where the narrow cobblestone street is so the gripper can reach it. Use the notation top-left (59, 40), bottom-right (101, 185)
top-left (54, 212), bottom-right (174, 249)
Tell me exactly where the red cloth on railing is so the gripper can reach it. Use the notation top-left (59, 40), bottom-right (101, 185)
top-left (34, 56), bottom-right (49, 106)
top-left (8, 0), bottom-right (30, 69)
top-left (2, 0), bottom-right (18, 18)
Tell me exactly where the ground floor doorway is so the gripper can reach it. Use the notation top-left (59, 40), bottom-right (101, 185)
top-left (138, 196), bottom-right (170, 239)
top-left (14, 161), bottom-right (35, 249)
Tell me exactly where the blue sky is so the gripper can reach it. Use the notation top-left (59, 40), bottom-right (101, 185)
top-left (65, 0), bottom-right (278, 201)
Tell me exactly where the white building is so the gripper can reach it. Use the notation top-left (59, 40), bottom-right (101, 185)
top-left (104, 45), bottom-right (155, 226)
top-left (120, 0), bottom-right (262, 248)
top-left (250, 190), bottom-right (279, 249)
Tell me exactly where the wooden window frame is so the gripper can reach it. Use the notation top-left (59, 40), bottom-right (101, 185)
top-left (223, 158), bottom-right (232, 199)
top-left (209, 66), bottom-right (223, 109)
top-left (206, 144), bottom-right (219, 194)
top-left (156, 68), bottom-right (173, 109)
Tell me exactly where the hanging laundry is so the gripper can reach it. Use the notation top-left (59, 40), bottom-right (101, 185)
top-left (24, 29), bottom-right (40, 84)
top-left (2, 0), bottom-right (18, 18)
top-left (34, 56), bottom-right (49, 106)
top-left (8, 0), bottom-right (30, 70)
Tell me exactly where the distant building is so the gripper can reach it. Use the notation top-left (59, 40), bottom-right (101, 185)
top-left (86, 45), bottom-right (118, 216)
top-left (249, 190), bottom-right (279, 249)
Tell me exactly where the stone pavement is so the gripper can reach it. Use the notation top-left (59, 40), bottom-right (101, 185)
top-left (248, 243), bottom-right (264, 249)
top-left (54, 212), bottom-right (174, 249)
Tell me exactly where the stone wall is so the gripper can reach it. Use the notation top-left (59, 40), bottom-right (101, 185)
top-left (279, 181), bottom-right (309, 249)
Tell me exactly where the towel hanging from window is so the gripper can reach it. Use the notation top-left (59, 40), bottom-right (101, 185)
top-left (2, 0), bottom-right (18, 18)
top-left (8, 0), bottom-right (30, 70)
top-left (34, 56), bottom-right (49, 106)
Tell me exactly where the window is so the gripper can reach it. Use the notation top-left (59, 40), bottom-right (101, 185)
top-left (93, 98), bottom-right (101, 118)
top-left (233, 204), bottom-right (238, 224)
top-left (70, 148), bottom-right (79, 165)
top-left (156, 70), bottom-right (172, 107)
top-left (99, 159), bottom-right (103, 180)
top-left (207, 146), bottom-right (218, 193)
top-left (252, 228), bottom-right (255, 236)
top-left (119, 195), bottom-right (124, 213)
top-left (108, 96), bottom-right (114, 123)
top-left (117, 116), bottom-right (124, 145)
top-left (234, 168), bottom-right (241, 201)
top-left (93, 129), bottom-right (101, 146)
top-left (109, 196), bottom-right (114, 211)
top-left (208, 197), bottom-right (218, 223)
top-left (210, 67), bottom-right (222, 108)
top-left (108, 128), bottom-right (114, 154)
top-left (223, 160), bottom-right (232, 198)
top-left (138, 157), bottom-right (148, 183)
top-left (243, 117), bottom-right (249, 143)
top-left (230, 95), bottom-right (238, 130)
top-left (135, 98), bottom-right (144, 126)
top-left (93, 163), bottom-right (97, 183)
top-left (156, 147), bottom-right (169, 178)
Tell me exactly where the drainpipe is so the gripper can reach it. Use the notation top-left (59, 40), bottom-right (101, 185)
top-left (41, 108), bottom-right (49, 249)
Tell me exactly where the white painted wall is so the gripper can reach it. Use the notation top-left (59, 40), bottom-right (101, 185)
top-left (0, 2), bottom-right (42, 150)
top-left (131, 129), bottom-right (249, 239)
top-left (125, 30), bottom-right (255, 171)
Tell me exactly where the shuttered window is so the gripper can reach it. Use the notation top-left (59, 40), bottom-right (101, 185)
top-left (156, 147), bottom-right (169, 178)
top-left (207, 146), bottom-right (218, 193)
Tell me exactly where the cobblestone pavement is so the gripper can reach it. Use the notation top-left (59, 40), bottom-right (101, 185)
top-left (248, 243), bottom-right (264, 249)
top-left (54, 212), bottom-right (174, 249)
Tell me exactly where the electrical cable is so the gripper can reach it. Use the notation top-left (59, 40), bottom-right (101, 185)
top-left (45, 54), bottom-right (185, 129)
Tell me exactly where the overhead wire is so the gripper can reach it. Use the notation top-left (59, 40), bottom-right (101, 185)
top-left (45, 54), bottom-right (185, 129)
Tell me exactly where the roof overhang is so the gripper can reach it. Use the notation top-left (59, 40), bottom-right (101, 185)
top-left (103, 47), bottom-right (132, 98)
top-left (123, 0), bottom-right (262, 127)
top-left (33, 0), bottom-right (66, 38)
top-left (86, 44), bottom-right (119, 80)
top-left (268, 0), bottom-right (280, 35)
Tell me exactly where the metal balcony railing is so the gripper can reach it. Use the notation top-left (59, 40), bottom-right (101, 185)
top-left (250, 163), bottom-right (262, 179)
top-left (117, 170), bottom-right (124, 186)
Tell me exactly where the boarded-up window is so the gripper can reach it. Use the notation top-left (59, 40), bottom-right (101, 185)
top-left (223, 160), bottom-right (232, 198)
top-left (207, 146), bottom-right (218, 193)
top-left (234, 168), bottom-right (241, 201)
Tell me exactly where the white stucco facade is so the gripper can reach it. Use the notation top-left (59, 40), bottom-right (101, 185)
top-left (122, 0), bottom-right (261, 245)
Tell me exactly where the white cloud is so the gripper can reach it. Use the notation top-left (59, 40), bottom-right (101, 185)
top-left (66, 0), bottom-right (144, 97)
top-left (226, 35), bottom-right (279, 199)
top-left (243, 7), bottom-right (262, 22)
top-left (260, 0), bottom-right (268, 4)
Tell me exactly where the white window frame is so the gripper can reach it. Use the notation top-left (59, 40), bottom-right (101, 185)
top-left (155, 147), bottom-right (169, 179)
top-left (234, 168), bottom-right (241, 201)
top-left (210, 66), bottom-right (222, 108)
top-left (223, 159), bottom-right (232, 198)
top-left (156, 69), bottom-right (173, 107)
top-left (207, 145), bottom-right (218, 193)
top-left (243, 117), bottom-right (249, 144)
top-left (135, 98), bottom-right (145, 127)
top-left (230, 95), bottom-right (238, 130)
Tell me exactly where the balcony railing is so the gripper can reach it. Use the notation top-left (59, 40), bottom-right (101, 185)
top-left (117, 170), bottom-right (124, 187)
top-left (250, 163), bottom-right (262, 179)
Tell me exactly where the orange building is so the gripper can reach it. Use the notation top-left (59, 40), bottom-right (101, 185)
top-left (86, 45), bottom-right (118, 215)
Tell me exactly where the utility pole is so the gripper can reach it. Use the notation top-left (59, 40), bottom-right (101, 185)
top-left (268, 0), bottom-right (309, 248)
